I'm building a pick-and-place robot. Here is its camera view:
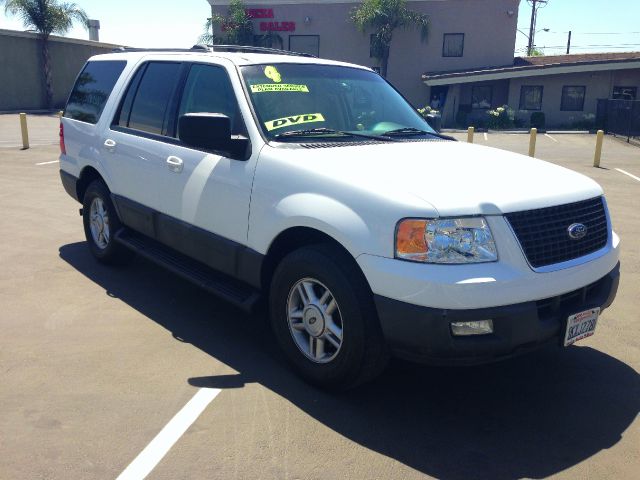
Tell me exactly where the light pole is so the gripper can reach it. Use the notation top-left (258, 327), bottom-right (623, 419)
top-left (526, 0), bottom-right (549, 56)
top-left (517, 28), bottom-right (549, 55)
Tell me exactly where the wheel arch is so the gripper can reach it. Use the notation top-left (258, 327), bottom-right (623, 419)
top-left (261, 226), bottom-right (372, 296)
top-left (76, 166), bottom-right (106, 202)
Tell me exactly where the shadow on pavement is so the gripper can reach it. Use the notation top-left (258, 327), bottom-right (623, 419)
top-left (60, 242), bottom-right (639, 480)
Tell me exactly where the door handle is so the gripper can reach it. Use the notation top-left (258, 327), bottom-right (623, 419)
top-left (103, 138), bottom-right (117, 152)
top-left (166, 155), bottom-right (184, 173)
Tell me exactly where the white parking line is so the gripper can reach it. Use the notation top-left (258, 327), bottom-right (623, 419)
top-left (116, 387), bottom-right (221, 480)
top-left (35, 160), bottom-right (60, 165)
top-left (483, 132), bottom-right (488, 141)
top-left (544, 133), bottom-right (558, 142)
top-left (615, 168), bottom-right (640, 183)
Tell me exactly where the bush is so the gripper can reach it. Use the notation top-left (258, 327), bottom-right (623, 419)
top-left (530, 112), bottom-right (546, 130)
top-left (486, 105), bottom-right (515, 130)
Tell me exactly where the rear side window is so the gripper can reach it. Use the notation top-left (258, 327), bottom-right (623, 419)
top-left (65, 61), bottom-right (126, 124)
top-left (116, 62), bottom-right (182, 136)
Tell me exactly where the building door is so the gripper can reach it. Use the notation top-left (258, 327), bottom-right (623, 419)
top-left (289, 35), bottom-right (320, 57)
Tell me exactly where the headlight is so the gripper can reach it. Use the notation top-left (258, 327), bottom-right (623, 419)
top-left (395, 217), bottom-right (497, 264)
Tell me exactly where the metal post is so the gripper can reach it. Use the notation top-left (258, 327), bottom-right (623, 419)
top-left (528, 127), bottom-right (537, 157)
top-left (593, 130), bottom-right (604, 167)
top-left (19, 113), bottom-right (29, 150)
top-left (566, 30), bottom-right (572, 54)
top-left (527, 0), bottom-right (537, 56)
top-left (467, 126), bottom-right (474, 143)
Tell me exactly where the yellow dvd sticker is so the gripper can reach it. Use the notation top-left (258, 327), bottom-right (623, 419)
top-left (264, 65), bottom-right (282, 83)
top-left (250, 84), bottom-right (309, 93)
top-left (265, 113), bottom-right (325, 131)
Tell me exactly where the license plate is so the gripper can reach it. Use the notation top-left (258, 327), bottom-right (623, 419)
top-left (564, 308), bottom-right (600, 346)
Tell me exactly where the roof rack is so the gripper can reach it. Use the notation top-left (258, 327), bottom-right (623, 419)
top-left (110, 44), bottom-right (316, 58)
top-left (205, 44), bottom-right (316, 58)
top-left (111, 45), bottom-right (210, 53)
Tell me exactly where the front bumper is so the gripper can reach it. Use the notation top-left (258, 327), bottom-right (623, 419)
top-left (375, 263), bottom-right (620, 365)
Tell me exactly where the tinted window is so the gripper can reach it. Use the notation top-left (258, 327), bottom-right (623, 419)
top-left (127, 62), bottom-right (182, 135)
top-left (612, 86), bottom-right (637, 100)
top-left (560, 86), bottom-right (586, 111)
top-left (65, 61), bottom-right (126, 124)
top-left (443, 33), bottom-right (464, 57)
top-left (115, 65), bottom-right (146, 129)
top-left (471, 85), bottom-right (492, 109)
top-left (519, 86), bottom-right (543, 110)
top-left (178, 64), bottom-right (244, 134)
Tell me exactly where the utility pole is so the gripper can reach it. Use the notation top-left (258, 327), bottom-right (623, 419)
top-left (527, 0), bottom-right (548, 56)
top-left (566, 30), bottom-right (572, 54)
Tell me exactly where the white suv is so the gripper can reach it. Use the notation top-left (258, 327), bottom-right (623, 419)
top-left (59, 46), bottom-right (620, 389)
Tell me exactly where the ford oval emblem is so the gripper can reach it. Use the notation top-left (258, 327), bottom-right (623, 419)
top-left (568, 223), bottom-right (587, 240)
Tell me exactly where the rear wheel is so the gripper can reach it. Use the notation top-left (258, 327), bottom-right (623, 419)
top-left (82, 180), bottom-right (133, 265)
top-left (270, 244), bottom-right (388, 390)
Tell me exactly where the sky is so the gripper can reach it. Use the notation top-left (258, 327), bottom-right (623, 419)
top-left (1, 0), bottom-right (639, 55)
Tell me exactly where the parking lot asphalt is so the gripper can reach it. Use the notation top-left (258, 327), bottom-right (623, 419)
top-left (1, 117), bottom-right (639, 479)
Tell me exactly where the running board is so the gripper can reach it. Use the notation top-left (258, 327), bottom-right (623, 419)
top-left (114, 230), bottom-right (261, 312)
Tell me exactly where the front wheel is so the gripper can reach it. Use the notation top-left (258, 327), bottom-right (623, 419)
top-left (269, 245), bottom-right (388, 390)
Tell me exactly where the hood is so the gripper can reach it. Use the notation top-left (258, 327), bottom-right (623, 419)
top-left (277, 140), bottom-right (603, 216)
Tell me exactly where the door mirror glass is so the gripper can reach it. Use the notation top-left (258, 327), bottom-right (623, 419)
top-left (178, 113), bottom-right (232, 151)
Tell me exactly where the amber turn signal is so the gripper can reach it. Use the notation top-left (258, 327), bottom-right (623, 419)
top-left (396, 219), bottom-right (428, 258)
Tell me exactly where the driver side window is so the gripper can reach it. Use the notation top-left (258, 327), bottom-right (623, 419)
top-left (178, 64), bottom-right (246, 135)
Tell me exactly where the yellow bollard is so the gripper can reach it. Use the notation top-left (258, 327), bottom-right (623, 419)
top-left (19, 113), bottom-right (29, 150)
top-left (528, 127), bottom-right (537, 157)
top-left (467, 126), bottom-right (474, 143)
top-left (593, 130), bottom-right (604, 167)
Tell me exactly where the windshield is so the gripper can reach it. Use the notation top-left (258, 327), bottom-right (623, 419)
top-left (240, 63), bottom-right (436, 141)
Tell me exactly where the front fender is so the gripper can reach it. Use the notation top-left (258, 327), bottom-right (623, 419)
top-left (250, 193), bottom-right (371, 257)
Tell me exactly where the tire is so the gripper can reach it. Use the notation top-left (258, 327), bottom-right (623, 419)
top-left (82, 180), bottom-right (133, 265)
top-left (269, 244), bottom-right (388, 390)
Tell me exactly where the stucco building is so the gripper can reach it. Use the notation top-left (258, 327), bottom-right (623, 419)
top-left (207, 0), bottom-right (640, 128)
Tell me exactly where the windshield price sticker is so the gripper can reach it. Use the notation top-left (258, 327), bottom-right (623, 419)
top-left (264, 65), bottom-right (282, 83)
top-left (265, 113), bottom-right (325, 131)
top-left (251, 84), bottom-right (309, 93)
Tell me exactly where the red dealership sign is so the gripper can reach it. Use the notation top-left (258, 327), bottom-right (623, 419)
top-left (246, 8), bottom-right (274, 19)
top-left (260, 21), bottom-right (296, 32)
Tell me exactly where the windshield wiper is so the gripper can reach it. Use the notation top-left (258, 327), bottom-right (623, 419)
top-left (382, 127), bottom-right (455, 141)
top-left (273, 128), bottom-right (393, 141)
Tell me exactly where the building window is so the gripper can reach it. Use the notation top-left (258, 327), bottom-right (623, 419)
top-left (612, 86), bottom-right (637, 100)
top-left (560, 86), bottom-right (586, 111)
top-left (471, 85), bottom-right (493, 109)
top-left (442, 33), bottom-right (464, 57)
top-left (289, 35), bottom-right (319, 57)
top-left (519, 86), bottom-right (543, 110)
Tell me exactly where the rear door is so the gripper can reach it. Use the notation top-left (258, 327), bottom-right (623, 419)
top-left (104, 59), bottom-right (258, 275)
top-left (105, 60), bottom-right (185, 219)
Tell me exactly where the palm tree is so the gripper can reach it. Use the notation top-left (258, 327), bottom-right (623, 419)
top-left (3, 0), bottom-right (88, 109)
top-left (199, 0), bottom-right (254, 46)
top-left (352, 0), bottom-right (429, 78)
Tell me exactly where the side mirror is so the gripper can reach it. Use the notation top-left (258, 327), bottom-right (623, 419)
top-left (178, 113), bottom-right (232, 151)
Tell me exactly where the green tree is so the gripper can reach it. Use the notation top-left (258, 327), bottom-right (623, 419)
top-left (200, 0), bottom-right (254, 46)
top-left (351, 0), bottom-right (429, 78)
top-left (3, 0), bottom-right (88, 109)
